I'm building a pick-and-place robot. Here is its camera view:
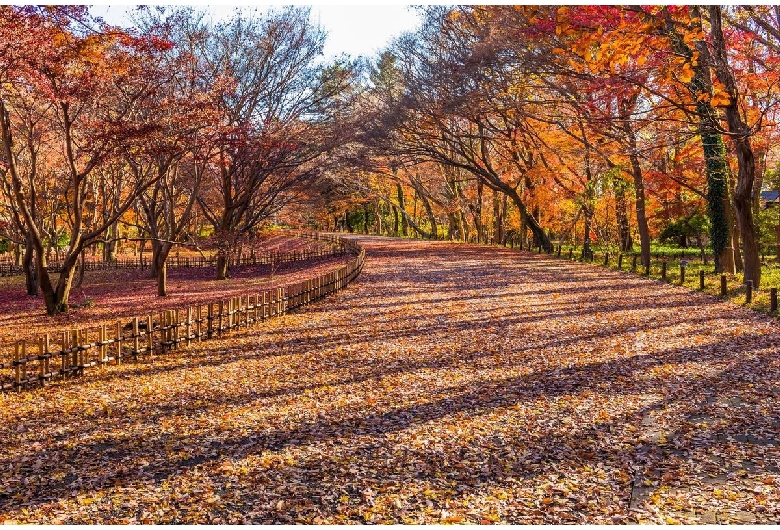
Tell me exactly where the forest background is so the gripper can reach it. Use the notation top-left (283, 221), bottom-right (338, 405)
top-left (2, 5), bottom-right (780, 315)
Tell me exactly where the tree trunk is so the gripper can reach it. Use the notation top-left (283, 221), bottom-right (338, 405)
top-left (397, 183), bottom-right (408, 236)
top-left (583, 206), bottom-right (593, 258)
top-left (475, 180), bottom-right (484, 243)
top-left (623, 123), bottom-right (651, 269)
top-left (418, 189), bottom-right (438, 239)
top-left (158, 260), bottom-right (168, 297)
top-left (708, 6), bottom-right (760, 286)
top-left (614, 179), bottom-right (632, 252)
top-left (50, 251), bottom-right (80, 314)
top-left (153, 242), bottom-right (172, 296)
top-left (447, 213), bottom-right (457, 240)
top-left (459, 210), bottom-right (469, 242)
top-left (531, 206), bottom-right (541, 248)
top-left (216, 252), bottom-right (229, 280)
top-left (506, 189), bottom-right (551, 252)
top-left (374, 200), bottom-right (382, 235)
top-left (776, 197), bottom-right (780, 262)
top-left (666, 8), bottom-right (735, 274)
top-left (23, 233), bottom-right (37, 296)
top-left (732, 221), bottom-right (744, 273)
top-left (103, 221), bottom-right (119, 262)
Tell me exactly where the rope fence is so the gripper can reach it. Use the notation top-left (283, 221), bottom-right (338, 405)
top-left (0, 232), bottom-right (365, 393)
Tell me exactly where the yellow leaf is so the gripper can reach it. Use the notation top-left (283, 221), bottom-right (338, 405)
top-left (678, 63), bottom-right (695, 84)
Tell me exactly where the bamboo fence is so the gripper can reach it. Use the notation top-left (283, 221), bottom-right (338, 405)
top-left (0, 232), bottom-right (365, 393)
top-left (0, 240), bottom-right (346, 277)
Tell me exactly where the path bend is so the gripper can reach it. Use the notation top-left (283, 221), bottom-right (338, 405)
top-left (0, 235), bottom-right (777, 524)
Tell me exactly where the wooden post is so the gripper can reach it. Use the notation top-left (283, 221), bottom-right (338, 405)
top-left (661, 261), bottom-right (667, 280)
top-left (40, 334), bottom-right (49, 385)
top-left (721, 274), bottom-right (727, 296)
top-left (632, 255), bottom-right (637, 272)
top-left (699, 270), bottom-right (705, 290)
top-left (196, 305), bottom-right (203, 342)
top-left (208, 303), bottom-right (214, 338)
top-left (116, 321), bottom-right (122, 365)
top-left (771, 287), bottom-right (778, 313)
top-left (568, 248), bottom-right (573, 260)
top-left (187, 307), bottom-right (193, 345)
top-left (133, 317), bottom-right (140, 358)
top-left (746, 280), bottom-right (753, 304)
top-left (159, 311), bottom-right (167, 353)
top-left (218, 300), bottom-right (224, 335)
top-left (99, 324), bottom-right (107, 365)
top-left (71, 330), bottom-right (79, 371)
top-left (61, 331), bottom-right (68, 377)
top-left (147, 314), bottom-right (153, 358)
top-left (604, 253), bottom-right (609, 267)
top-left (174, 309), bottom-right (180, 348)
top-left (680, 265), bottom-right (686, 285)
top-left (618, 254), bottom-right (623, 269)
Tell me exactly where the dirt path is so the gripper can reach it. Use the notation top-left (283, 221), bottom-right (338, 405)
top-left (0, 236), bottom-right (778, 523)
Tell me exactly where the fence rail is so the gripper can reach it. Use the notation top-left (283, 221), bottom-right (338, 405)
top-left (0, 231), bottom-right (365, 393)
top-left (0, 241), bottom-right (347, 277)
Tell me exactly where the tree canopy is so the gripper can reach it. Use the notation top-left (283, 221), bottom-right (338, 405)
top-left (3, 5), bottom-right (780, 312)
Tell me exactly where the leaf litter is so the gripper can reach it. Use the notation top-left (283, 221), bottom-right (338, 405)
top-left (0, 237), bottom-right (777, 523)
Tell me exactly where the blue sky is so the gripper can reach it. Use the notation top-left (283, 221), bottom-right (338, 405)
top-left (90, 4), bottom-right (422, 59)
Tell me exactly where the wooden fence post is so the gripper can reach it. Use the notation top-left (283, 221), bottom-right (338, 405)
top-left (133, 317), bottom-right (140, 359)
top-left (746, 280), bottom-right (753, 304)
top-left (70, 330), bottom-right (79, 373)
top-left (721, 274), bottom-right (728, 296)
top-left (771, 287), bottom-right (778, 313)
top-left (661, 261), bottom-right (667, 280)
top-left (99, 324), bottom-right (107, 365)
top-left (187, 307), bottom-right (193, 345)
top-left (699, 270), bottom-right (705, 290)
top-left (40, 334), bottom-right (49, 385)
top-left (147, 315), bottom-right (153, 358)
top-left (174, 309), bottom-right (180, 348)
top-left (197, 305), bottom-right (203, 342)
top-left (159, 311), bottom-right (167, 353)
top-left (61, 331), bottom-right (68, 377)
top-left (116, 321), bottom-right (122, 365)
top-left (208, 303), bottom-right (214, 338)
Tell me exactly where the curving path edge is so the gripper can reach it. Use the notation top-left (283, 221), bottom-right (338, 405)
top-left (0, 235), bottom-right (777, 524)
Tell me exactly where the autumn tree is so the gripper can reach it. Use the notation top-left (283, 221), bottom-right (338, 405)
top-left (0, 6), bottom-right (170, 313)
top-left (193, 8), bottom-right (358, 279)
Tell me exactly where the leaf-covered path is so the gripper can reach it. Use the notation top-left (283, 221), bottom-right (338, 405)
top-left (1, 236), bottom-right (778, 523)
